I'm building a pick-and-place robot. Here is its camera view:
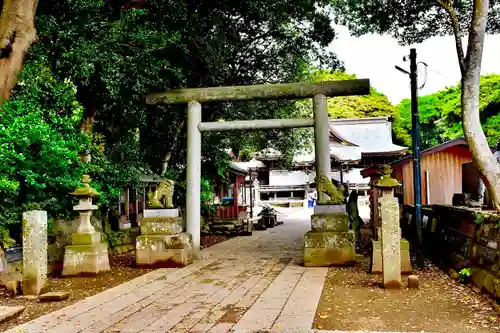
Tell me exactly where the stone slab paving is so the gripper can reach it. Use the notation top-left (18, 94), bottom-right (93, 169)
top-left (6, 208), bottom-right (418, 333)
top-left (6, 208), bottom-right (324, 333)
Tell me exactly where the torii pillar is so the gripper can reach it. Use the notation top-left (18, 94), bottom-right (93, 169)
top-left (146, 80), bottom-right (370, 255)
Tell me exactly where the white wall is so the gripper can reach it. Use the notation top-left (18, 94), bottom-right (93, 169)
top-left (331, 169), bottom-right (369, 184)
top-left (269, 170), bottom-right (308, 186)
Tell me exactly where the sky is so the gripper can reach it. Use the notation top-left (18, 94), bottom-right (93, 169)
top-left (328, 26), bottom-right (500, 104)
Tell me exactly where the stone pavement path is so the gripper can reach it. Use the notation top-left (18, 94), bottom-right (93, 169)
top-left (7, 208), bottom-right (336, 333)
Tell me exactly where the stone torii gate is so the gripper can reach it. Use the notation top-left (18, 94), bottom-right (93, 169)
top-left (146, 80), bottom-right (370, 254)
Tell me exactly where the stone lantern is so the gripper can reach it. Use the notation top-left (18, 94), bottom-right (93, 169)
top-left (375, 165), bottom-right (402, 288)
top-left (62, 175), bottom-right (110, 276)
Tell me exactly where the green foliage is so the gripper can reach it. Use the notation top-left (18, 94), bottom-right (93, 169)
top-left (330, 1), bottom-right (500, 45)
top-left (307, 69), bottom-right (412, 146)
top-left (0, 58), bottom-right (142, 229)
top-left (311, 70), bottom-right (397, 119)
top-left (34, 0), bottom-right (342, 179)
top-left (475, 213), bottom-right (485, 225)
top-left (395, 75), bottom-right (500, 149)
top-left (0, 227), bottom-right (15, 249)
top-left (2, 0), bottom-right (347, 229)
top-left (458, 268), bottom-right (472, 283)
top-left (0, 61), bottom-right (87, 226)
top-left (104, 230), bottom-right (126, 248)
top-left (201, 177), bottom-right (217, 219)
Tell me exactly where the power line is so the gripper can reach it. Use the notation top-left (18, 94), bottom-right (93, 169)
top-left (427, 67), bottom-right (457, 81)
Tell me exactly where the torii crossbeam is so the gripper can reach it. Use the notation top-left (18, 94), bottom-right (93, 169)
top-left (146, 79), bottom-right (370, 254)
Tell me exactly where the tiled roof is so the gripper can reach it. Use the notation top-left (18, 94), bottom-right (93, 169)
top-left (329, 117), bottom-right (408, 162)
top-left (252, 117), bottom-right (408, 164)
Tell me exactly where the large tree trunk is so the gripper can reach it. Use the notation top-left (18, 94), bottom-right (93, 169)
top-left (0, 0), bottom-right (38, 102)
top-left (461, 0), bottom-right (500, 210)
top-left (160, 119), bottom-right (185, 176)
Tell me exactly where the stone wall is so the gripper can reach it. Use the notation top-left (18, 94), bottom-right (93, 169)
top-left (403, 204), bottom-right (500, 301)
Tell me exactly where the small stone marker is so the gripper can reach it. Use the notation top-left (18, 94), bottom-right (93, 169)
top-left (408, 275), bottom-right (419, 289)
top-left (0, 306), bottom-right (25, 323)
top-left (376, 166), bottom-right (402, 289)
top-left (6, 280), bottom-right (20, 296)
top-left (22, 210), bottom-right (48, 296)
top-left (39, 291), bottom-right (70, 302)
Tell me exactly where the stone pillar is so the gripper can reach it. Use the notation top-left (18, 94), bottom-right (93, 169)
top-left (62, 175), bottom-right (110, 276)
top-left (304, 94), bottom-right (355, 267)
top-left (22, 210), bottom-right (47, 295)
top-left (313, 94), bottom-right (331, 203)
top-left (304, 205), bottom-right (355, 266)
top-left (375, 166), bottom-right (402, 288)
top-left (186, 101), bottom-right (202, 254)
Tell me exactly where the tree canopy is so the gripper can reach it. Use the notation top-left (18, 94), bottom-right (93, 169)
top-left (0, 0), bottom-right (345, 230)
top-left (330, 0), bottom-right (500, 45)
top-left (396, 74), bottom-right (500, 150)
top-left (308, 70), bottom-right (411, 146)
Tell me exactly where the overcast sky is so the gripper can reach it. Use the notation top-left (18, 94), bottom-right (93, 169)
top-left (328, 26), bottom-right (500, 104)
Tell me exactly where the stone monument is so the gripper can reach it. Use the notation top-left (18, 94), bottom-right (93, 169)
top-left (370, 165), bottom-right (412, 275)
top-left (62, 175), bottom-right (110, 276)
top-left (304, 175), bottom-right (356, 266)
top-left (375, 166), bottom-right (402, 288)
top-left (22, 210), bottom-right (47, 295)
top-left (136, 180), bottom-right (194, 267)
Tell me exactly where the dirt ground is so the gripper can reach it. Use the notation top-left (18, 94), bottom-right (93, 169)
top-left (314, 258), bottom-right (500, 333)
top-left (0, 235), bottom-right (230, 331)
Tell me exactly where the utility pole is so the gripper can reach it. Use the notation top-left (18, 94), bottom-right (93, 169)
top-left (410, 48), bottom-right (423, 266)
top-left (395, 48), bottom-right (423, 266)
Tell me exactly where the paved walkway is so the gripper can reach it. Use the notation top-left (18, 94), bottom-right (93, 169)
top-left (8, 208), bottom-right (338, 333)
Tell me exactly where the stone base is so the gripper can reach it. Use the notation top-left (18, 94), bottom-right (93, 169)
top-left (314, 204), bottom-right (345, 215)
top-left (61, 243), bottom-right (110, 276)
top-left (136, 233), bottom-right (193, 267)
top-left (143, 209), bottom-right (179, 218)
top-left (304, 230), bottom-right (355, 266)
top-left (311, 212), bottom-right (349, 232)
top-left (71, 232), bottom-right (101, 245)
top-left (370, 239), bottom-right (412, 274)
top-left (140, 217), bottom-right (183, 235)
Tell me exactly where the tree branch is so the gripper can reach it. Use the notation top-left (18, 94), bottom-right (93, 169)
top-left (437, 0), bottom-right (466, 76)
top-left (465, 0), bottom-right (490, 72)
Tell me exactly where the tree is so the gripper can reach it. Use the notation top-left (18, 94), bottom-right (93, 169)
top-left (396, 74), bottom-right (500, 150)
top-left (33, 0), bottom-right (342, 178)
top-left (311, 70), bottom-right (397, 118)
top-left (307, 69), bottom-right (413, 145)
top-left (0, 0), bottom-right (39, 101)
top-left (331, 0), bottom-right (500, 210)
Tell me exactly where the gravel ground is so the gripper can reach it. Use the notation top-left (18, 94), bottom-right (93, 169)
top-left (0, 251), bottom-right (152, 331)
top-left (0, 235), bottom-right (231, 331)
top-left (314, 257), bottom-right (500, 333)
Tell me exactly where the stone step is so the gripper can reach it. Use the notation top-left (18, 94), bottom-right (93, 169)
top-left (0, 306), bottom-right (24, 324)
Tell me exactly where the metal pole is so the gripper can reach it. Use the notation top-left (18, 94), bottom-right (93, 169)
top-left (313, 94), bottom-right (331, 203)
top-left (410, 48), bottom-right (423, 265)
top-left (186, 101), bottom-right (202, 254)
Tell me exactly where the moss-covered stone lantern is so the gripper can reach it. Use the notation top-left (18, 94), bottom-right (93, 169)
top-left (62, 175), bottom-right (110, 276)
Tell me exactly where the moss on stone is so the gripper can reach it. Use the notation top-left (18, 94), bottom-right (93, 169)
top-left (315, 175), bottom-right (344, 205)
top-left (304, 230), bottom-right (355, 248)
top-left (311, 213), bottom-right (349, 232)
top-left (71, 232), bottom-right (101, 245)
